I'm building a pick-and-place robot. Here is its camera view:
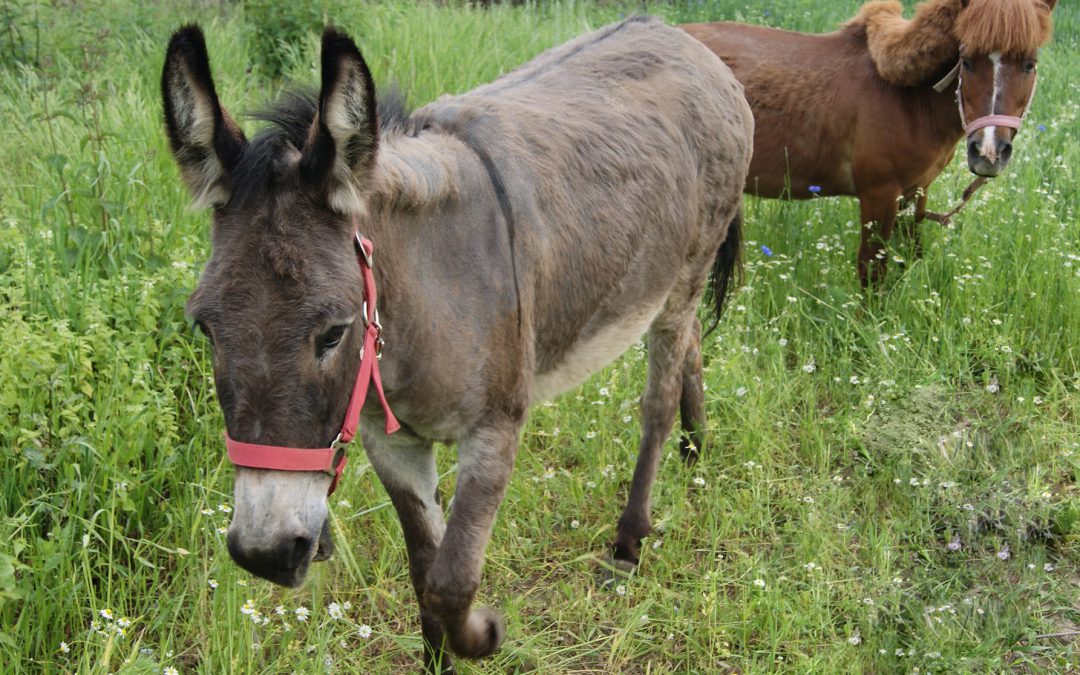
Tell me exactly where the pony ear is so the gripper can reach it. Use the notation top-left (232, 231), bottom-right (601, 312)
top-left (302, 27), bottom-right (378, 215)
top-left (1042, 0), bottom-right (1057, 11)
top-left (161, 25), bottom-right (246, 209)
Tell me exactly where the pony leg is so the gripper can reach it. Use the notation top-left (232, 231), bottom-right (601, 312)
top-left (898, 188), bottom-right (928, 261)
top-left (614, 308), bottom-right (694, 566)
top-left (909, 188), bottom-right (928, 258)
top-left (678, 316), bottom-right (706, 465)
top-left (362, 430), bottom-right (451, 674)
top-left (856, 191), bottom-right (900, 288)
top-left (424, 419), bottom-right (521, 659)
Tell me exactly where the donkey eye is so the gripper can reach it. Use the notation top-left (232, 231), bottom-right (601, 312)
top-left (316, 324), bottom-right (349, 356)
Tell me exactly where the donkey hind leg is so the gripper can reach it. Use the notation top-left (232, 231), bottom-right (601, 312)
top-left (361, 429), bottom-right (452, 674)
top-left (614, 308), bottom-right (695, 568)
top-left (424, 420), bottom-right (521, 659)
top-left (856, 189), bottom-right (901, 288)
top-left (678, 317), bottom-right (706, 465)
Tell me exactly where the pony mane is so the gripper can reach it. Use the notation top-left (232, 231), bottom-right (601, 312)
top-left (954, 0), bottom-right (1053, 56)
top-left (846, 0), bottom-right (1054, 87)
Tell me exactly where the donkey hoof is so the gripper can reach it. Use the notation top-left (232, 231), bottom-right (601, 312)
top-left (450, 607), bottom-right (505, 658)
top-left (679, 436), bottom-right (702, 465)
top-left (599, 554), bottom-right (637, 587)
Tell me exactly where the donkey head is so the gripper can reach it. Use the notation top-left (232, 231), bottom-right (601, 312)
top-left (163, 26), bottom-right (380, 586)
top-left (953, 0), bottom-right (1056, 177)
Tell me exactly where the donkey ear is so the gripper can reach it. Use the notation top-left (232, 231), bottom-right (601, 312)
top-left (302, 27), bottom-right (378, 215)
top-left (161, 25), bottom-right (246, 209)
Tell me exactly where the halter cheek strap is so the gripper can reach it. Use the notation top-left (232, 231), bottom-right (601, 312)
top-left (223, 233), bottom-right (400, 496)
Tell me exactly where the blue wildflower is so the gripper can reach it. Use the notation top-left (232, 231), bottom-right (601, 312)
top-left (761, 245), bottom-right (773, 257)
top-left (808, 185), bottom-right (822, 194)
top-left (1037, 124), bottom-right (1047, 132)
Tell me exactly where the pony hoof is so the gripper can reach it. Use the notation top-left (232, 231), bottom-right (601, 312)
top-left (451, 608), bottom-right (505, 658)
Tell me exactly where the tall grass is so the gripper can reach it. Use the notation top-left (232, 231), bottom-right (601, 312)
top-left (1, 1), bottom-right (1077, 672)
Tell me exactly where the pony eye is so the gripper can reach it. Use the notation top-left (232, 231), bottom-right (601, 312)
top-left (316, 324), bottom-right (349, 356)
top-left (1024, 60), bottom-right (1037, 73)
top-left (961, 58), bottom-right (973, 72)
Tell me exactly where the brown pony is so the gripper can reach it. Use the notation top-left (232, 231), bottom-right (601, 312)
top-left (161, 18), bottom-right (752, 672)
top-left (683, 0), bottom-right (1056, 286)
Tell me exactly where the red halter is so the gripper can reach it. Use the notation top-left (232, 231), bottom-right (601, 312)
top-left (224, 233), bottom-right (400, 495)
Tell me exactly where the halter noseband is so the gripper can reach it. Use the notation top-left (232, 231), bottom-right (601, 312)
top-left (223, 233), bottom-right (400, 495)
top-left (933, 52), bottom-right (1035, 138)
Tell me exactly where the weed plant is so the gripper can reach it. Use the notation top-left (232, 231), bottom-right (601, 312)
top-left (0, 1), bottom-right (1077, 672)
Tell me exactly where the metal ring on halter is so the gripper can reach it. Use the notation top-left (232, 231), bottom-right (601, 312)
top-left (362, 300), bottom-right (380, 329)
top-left (354, 232), bottom-right (373, 267)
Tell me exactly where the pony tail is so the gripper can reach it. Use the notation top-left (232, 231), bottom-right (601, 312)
top-left (704, 208), bottom-right (743, 336)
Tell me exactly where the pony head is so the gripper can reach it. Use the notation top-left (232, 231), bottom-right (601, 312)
top-left (854, 0), bottom-right (1056, 176)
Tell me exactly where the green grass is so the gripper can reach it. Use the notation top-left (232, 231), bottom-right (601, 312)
top-left (1, 0), bottom-right (1078, 672)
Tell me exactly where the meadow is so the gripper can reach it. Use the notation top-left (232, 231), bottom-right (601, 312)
top-left (0, 0), bottom-right (1077, 672)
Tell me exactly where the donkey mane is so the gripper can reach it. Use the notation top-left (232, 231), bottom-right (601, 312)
top-left (847, 0), bottom-right (1054, 87)
top-left (226, 87), bottom-right (413, 212)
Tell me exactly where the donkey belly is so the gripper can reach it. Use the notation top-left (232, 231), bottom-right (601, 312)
top-left (530, 298), bottom-right (664, 403)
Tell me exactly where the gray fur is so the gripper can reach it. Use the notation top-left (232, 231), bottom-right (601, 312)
top-left (165, 17), bottom-right (752, 671)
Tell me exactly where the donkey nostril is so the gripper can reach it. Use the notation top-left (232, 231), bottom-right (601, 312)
top-left (286, 536), bottom-right (314, 570)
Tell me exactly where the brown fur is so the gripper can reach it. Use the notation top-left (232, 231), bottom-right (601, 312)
top-left (955, 0), bottom-right (1054, 56)
top-left (683, 0), bottom-right (1056, 286)
top-left (848, 0), bottom-right (963, 85)
top-left (163, 18), bottom-right (753, 672)
top-left (848, 0), bottom-right (1055, 86)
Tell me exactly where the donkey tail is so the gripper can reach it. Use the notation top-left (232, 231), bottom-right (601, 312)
top-left (703, 207), bottom-right (743, 335)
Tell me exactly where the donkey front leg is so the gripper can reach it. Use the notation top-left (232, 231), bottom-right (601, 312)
top-left (425, 420), bottom-right (520, 659)
top-left (361, 429), bottom-right (452, 673)
top-left (614, 309), bottom-right (694, 567)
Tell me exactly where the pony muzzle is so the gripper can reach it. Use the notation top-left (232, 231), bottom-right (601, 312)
top-left (966, 126), bottom-right (1014, 177)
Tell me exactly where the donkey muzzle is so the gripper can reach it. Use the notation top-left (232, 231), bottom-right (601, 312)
top-left (226, 519), bottom-right (324, 587)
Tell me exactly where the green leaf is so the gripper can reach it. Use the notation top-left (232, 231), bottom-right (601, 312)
top-left (44, 153), bottom-right (67, 176)
top-left (0, 553), bottom-right (24, 602)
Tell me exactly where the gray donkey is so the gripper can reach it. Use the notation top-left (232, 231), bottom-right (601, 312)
top-left (162, 16), bottom-right (752, 671)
